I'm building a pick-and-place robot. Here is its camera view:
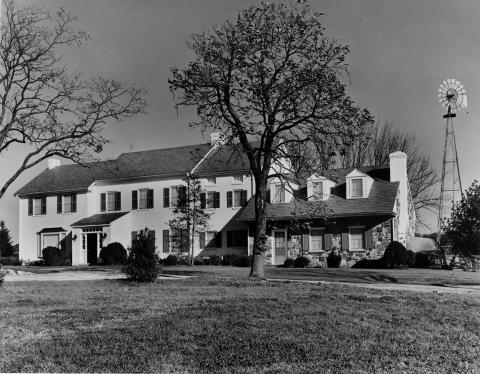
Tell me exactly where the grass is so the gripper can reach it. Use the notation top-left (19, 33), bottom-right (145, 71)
top-left (1, 275), bottom-right (480, 373)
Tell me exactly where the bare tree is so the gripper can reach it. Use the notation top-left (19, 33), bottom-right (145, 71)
top-left (337, 121), bottom-right (438, 226)
top-left (169, 3), bottom-right (373, 278)
top-left (0, 0), bottom-right (146, 199)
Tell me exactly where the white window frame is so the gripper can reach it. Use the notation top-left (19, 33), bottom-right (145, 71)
top-left (232, 175), bottom-right (244, 184)
top-left (38, 232), bottom-right (66, 257)
top-left (349, 226), bottom-right (365, 251)
top-left (273, 184), bottom-right (286, 203)
top-left (233, 190), bottom-right (243, 208)
top-left (169, 186), bottom-right (183, 208)
top-left (62, 195), bottom-right (73, 214)
top-left (33, 197), bottom-right (43, 216)
top-left (350, 178), bottom-right (363, 198)
top-left (312, 181), bottom-right (323, 200)
top-left (106, 191), bottom-right (116, 212)
top-left (309, 228), bottom-right (325, 252)
top-left (206, 191), bottom-right (216, 209)
top-left (138, 188), bottom-right (149, 210)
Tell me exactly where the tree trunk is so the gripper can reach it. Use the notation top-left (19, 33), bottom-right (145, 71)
top-left (249, 176), bottom-right (268, 279)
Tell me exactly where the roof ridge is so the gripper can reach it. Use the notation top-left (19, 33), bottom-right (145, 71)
top-left (118, 142), bottom-right (210, 157)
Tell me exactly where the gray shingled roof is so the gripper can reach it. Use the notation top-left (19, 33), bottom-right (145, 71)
top-left (71, 212), bottom-right (129, 227)
top-left (235, 179), bottom-right (399, 221)
top-left (194, 143), bottom-right (250, 176)
top-left (15, 143), bottom-right (212, 197)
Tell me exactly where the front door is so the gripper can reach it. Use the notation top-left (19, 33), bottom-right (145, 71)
top-left (273, 230), bottom-right (287, 265)
top-left (86, 233), bottom-right (98, 265)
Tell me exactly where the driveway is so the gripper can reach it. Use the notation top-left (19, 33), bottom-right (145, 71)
top-left (3, 269), bottom-right (190, 282)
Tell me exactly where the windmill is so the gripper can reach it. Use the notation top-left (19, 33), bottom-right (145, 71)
top-left (437, 79), bottom-right (466, 252)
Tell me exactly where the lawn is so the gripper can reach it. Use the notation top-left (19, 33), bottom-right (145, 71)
top-left (1, 275), bottom-right (479, 373)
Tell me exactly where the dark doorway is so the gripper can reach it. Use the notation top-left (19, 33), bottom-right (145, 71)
top-left (87, 233), bottom-right (98, 265)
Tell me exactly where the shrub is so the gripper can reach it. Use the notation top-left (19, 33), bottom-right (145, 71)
top-left (194, 256), bottom-right (206, 265)
top-left (406, 250), bottom-right (416, 267)
top-left (25, 259), bottom-right (45, 266)
top-left (283, 258), bottom-right (295, 268)
top-left (99, 242), bottom-right (127, 265)
top-left (0, 256), bottom-right (22, 266)
top-left (208, 255), bottom-right (222, 266)
top-left (293, 256), bottom-right (310, 268)
top-left (163, 254), bottom-right (178, 266)
top-left (327, 249), bottom-right (342, 268)
top-left (352, 258), bottom-right (385, 269)
top-left (232, 255), bottom-right (252, 267)
top-left (383, 241), bottom-right (413, 268)
top-left (42, 246), bottom-right (65, 266)
top-left (221, 254), bottom-right (237, 266)
top-left (123, 229), bottom-right (160, 282)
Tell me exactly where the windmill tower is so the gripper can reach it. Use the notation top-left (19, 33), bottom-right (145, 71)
top-left (437, 79), bottom-right (466, 247)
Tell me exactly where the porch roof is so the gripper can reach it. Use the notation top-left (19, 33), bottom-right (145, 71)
top-left (71, 212), bottom-right (129, 227)
top-left (36, 227), bottom-right (68, 234)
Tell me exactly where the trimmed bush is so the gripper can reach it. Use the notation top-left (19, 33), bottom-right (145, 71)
top-left (232, 255), bottom-right (252, 267)
top-left (293, 256), bottom-right (310, 268)
top-left (413, 253), bottom-right (430, 268)
top-left (42, 246), bottom-right (65, 266)
top-left (327, 249), bottom-right (342, 268)
top-left (208, 255), bottom-right (222, 266)
top-left (383, 241), bottom-right (414, 268)
top-left (123, 229), bottom-right (160, 282)
top-left (163, 254), bottom-right (178, 266)
top-left (283, 258), bottom-right (295, 268)
top-left (0, 256), bottom-right (22, 266)
top-left (194, 257), bottom-right (206, 265)
top-left (222, 254), bottom-right (238, 266)
top-left (100, 242), bottom-right (127, 265)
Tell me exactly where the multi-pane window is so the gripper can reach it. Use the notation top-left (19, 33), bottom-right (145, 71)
top-left (28, 197), bottom-right (46, 216)
top-left (227, 230), bottom-right (248, 248)
top-left (57, 194), bottom-right (76, 214)
top-left (206, 191), bottom-right (220, 209)
top-left (349, 227), bottom-right (365, 250)
top-left (170, 186), bottom-right (186, 208)
top-left (132, 189), bottom-right (153, 210)
top-left (101, 192), bottom-right (121, 212)
top-left (351, 178), bottom-right (363, 198)
top-left (233, 175), bottom-right (243, 183)
top-left (310, 229), bottom-right (324, 251)
top-left (63, 195), bottom-right (72, 213)
top-left (227, 190), bottom-right (247, 208)
top-left (312, 182), bottom-right (323, 199)
top-left (273, 184), bottom-right (286, 203)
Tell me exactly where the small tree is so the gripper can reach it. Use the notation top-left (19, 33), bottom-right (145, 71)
top-left (168, 177), bottom-right (212, 266)
top-left (123, 228), bottom-right (160, 282)
top-left (0, 220), bottom-right (14, 257)
top-left (443, 181), bottom-right (480, 270)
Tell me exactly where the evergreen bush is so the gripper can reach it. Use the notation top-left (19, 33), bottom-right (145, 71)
top-left (232, 255), bottom-right (252, 267)
top-left (0, 256), bottom-right (22, 266)
top-left (327, 249), bottom-right (342, 268)
top-left (283, 258), bottom-right (295, 268)
top-left (293, 256), bottom-right (310, 268)
top-left (163, 254), bottom-right (178, 266)
top-left (383, 241), bottom-right (414, 268)
top-left (221, 254), bottom-right (237, 266)
top-left (123, 229), bottom-right (160, 282)
top-left (100, 242), bottom-right (127, 265)
top-left (42, 246), bottom-right (65, 266)
top-left (208, 255), bottom-right (222, 266)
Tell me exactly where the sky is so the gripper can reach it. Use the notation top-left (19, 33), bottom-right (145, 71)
top-left (1, 0), bottom-right (480, 242)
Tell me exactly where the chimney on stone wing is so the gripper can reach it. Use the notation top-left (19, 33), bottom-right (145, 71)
top-left (48, 158), bottom-right (61, 169)
top-left (389, 151), bottom-right (408, 243)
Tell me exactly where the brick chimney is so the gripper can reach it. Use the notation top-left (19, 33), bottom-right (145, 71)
top-left (389, 151), bottom-right (409, 244)
top-left (48, 158), bottom-right (61, 169)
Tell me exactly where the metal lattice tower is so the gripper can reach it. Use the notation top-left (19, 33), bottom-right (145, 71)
top-left (437, 79), bottom-right (466, 244)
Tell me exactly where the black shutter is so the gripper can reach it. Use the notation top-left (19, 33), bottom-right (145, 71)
top-left (200, 193), bottom-right (206, 209)
top-left (148, 230), bottom-right (156, 248)
top-left (71, 194), bottom-right (77, 213)
top-left (115, 192), bottom-right (121, 211)
top-left (365, 228), bottom-right (373, 249)
top-left (227, 231), bottom-right (233, 248)
top-left (57, 195), bottom-right (62, 214)
top-left (132, 190), bottom-right (138, 210)
top-left (215, 232), bottom-right (222, 248)
top-left (131, 231), bottom-right (137, 246)
top-left (302, 233), bottom-right (310, 252)
top-left (227, 191), bottom-right (232, 208)
top-left (214, 192), bottom-right (220, 208)
top-left (41, 197), bottom-right (47, 215)
top-left (324, 233), bottom-right (332, 251)
top-left (163, 230), bottom-right (170, 253)
top-left (100, 193), bottom-right (106, 212)
top-left (179, 186), bottom-right (187, 206)
top-left (242, 190), bottom-right (248, 206)
top-left (28, 198), bottom-right (33, 216)
top-left (199, 232), bottom-right (205, 249)
top-left (341, 232), bottom-right (350, 250)
top-left (163, 188), bottom-right (170, 208)
top-left (147, 189), bottom-right (154, 209)
top-left (266, 189), bottom-right (271, 203)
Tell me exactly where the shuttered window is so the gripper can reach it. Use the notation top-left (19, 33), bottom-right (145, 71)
top-left (102, 191), bottom-right (121, 212)
top-left (137, 189), bottom-right (154, 209)
top-left (206, 191), bottom-right (220, 209)
top-left (30, 197), bottom-right (46, 216)
top-left (310, 229), bottom-right (324, 251)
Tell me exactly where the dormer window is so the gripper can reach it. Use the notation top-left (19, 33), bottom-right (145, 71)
top-left (351, 178), bottom-right (363, 198)
top-left (273, 184), bottom-right (285, 203)
top-left (312, 181), bottom-right (323, 200)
